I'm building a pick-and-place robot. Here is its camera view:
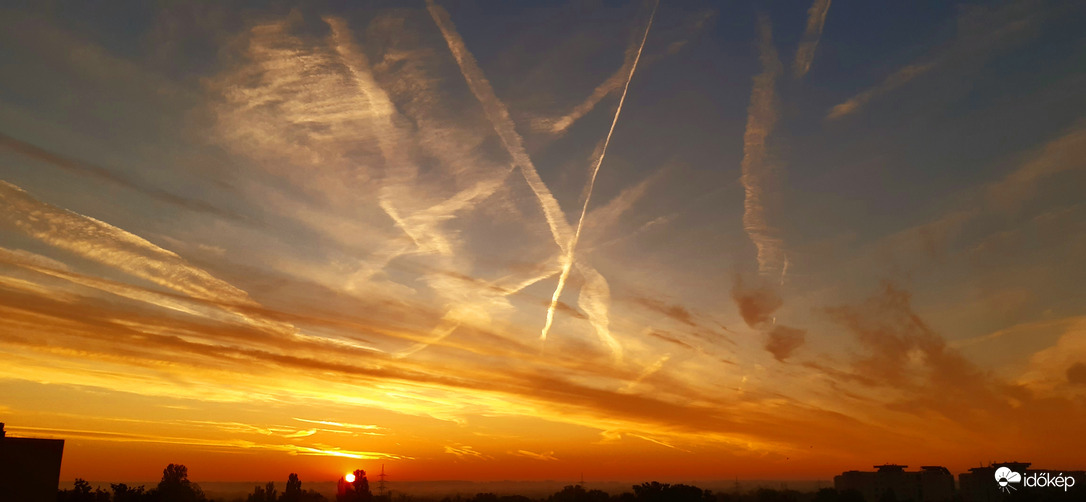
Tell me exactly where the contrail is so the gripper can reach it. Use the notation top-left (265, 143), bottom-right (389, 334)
top-left (780, 253), bottom-right (789, 286)
top-left (740, 14), bottom-right (784, 277)
top-left (426, 0), bottom-right (573, 248)
top-left (534, 54), bottom-right (635, 136)
top-left (393, 317), bottom-right (462, 359)
top-left (330, 16), bottom-right (509, 257)
top-left (428, 0), bottom-right (643, 357)
top-left (576, 262), bottom-right (622, 359)
top-left (827, 0), bottom-right (1037, 119)
top-left (541, 1), bottom-right (657, 346)
top-left (826, 63), bottom-right (932, 119)
top-left (792, 0), bottom-right (831, 79)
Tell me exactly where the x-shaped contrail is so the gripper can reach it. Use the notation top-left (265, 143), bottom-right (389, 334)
top-left (540, 1), bottom-right (658, 347)
top-left (427, 0), bottom-right (658, 359)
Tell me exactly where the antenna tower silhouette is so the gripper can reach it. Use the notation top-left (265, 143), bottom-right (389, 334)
top-left (378, 464), bottom-right (388, 497)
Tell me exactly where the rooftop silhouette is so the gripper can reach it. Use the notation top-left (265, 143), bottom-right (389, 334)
top-left (0, 422), bottom-right (65, 502)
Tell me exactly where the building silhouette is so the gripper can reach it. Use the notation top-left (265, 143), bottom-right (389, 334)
top-left (834, 464), bottom-right (954, 502)
top-left (0, 422), bottom-right (65, 502)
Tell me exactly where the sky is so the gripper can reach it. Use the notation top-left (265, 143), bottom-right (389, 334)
top-left (1, 0), bottom-right (1086, 485)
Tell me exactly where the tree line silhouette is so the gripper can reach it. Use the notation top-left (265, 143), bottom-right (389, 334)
top-left (76, 465), bottom-right (1086, 502)
top-left (439, 482), bottom-right (855, 502)
top-left (56, 464), bottom-right (326, 502)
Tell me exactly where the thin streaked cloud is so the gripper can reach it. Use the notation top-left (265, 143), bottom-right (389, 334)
top-left (739, 15), bottom-right (784, 279)
top-left (792, 0), bottom-right (832, 79)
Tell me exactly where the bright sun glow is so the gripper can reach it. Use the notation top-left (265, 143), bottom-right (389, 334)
top-left (345, 473), bottom-right (356, 483)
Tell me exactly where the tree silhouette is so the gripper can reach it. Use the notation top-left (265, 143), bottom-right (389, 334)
top-left (57, 478), bottom-right (111, 502)
top-left (282, 473), bottom-right (303, 502)
top-left (337, 469), bottom-right (373, 502)
top-left (111, 483), bottom-right (150, 502)
top-left (630, 482), bottom-right (710, 502)
top-left (470, 493), bottom-right (499, 502)
top-left (550, 485), bottom-right (609, 502)
top-left (247, 481), bottom-right (277, 502)
top-left (281, 472), bottom-right (328, 502)
top-left (156, 463), bottom-right (207, 502)
top-left (73, 478), bottom-right (94, 501)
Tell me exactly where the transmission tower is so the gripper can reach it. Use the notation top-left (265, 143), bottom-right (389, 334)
top-left (378, 464), bottom-right (388, 497)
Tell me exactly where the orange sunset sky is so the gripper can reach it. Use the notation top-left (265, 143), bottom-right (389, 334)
top-left (2, 0), bottom-right (1086, 484)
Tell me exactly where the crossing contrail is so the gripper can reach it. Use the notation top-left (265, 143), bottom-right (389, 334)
top-left (426, 0), bottom-right (573, 248)
top-left (428, 0), bottom-right (651, 358)
top-left (540, 1), bottom-right (658, 347)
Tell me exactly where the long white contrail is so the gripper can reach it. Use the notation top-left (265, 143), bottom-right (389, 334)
top-left (540, 1), bottom-right (658, 346)
top-left (428, 0), bottom-right (647, 357)
top-left (741, 14), bottom-right (784, 277)
top-left (426, 0), bottom-right (573, 248)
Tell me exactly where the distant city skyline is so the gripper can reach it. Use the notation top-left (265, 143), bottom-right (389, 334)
top-left (1, 0), bottom-right (1085, 483)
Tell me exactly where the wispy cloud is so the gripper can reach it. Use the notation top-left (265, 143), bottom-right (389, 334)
top-left (584, 168), bottom-right (667, 239)
top-left (0, 181), bottom-right (305, 349)
top-left (541, 1), bottom-right (657, 352)
top-left (628, 433), bottom-right (688, 452)
top-left (575, 263), bottom-right (623, 358)
top-left (531, 8), bottom-right (712, 137)
top-left (0, 269), bottom-right (834, 457)
top-left (731, 275), bottom-right (782, 329)
top-left (826, 63), bottom-right (934, 120)
top-left (509, 449), bottom-right (558, 461)
top-left (622, 354), bottom-right (670, 392)
top-left (764, 325), bottom-right (805, 362)
top-left (985, 125), bottom-right (1086, 211)
top-left (444, 444), bottom-right (491, 460)
top-left (326, 16), bottom-right (510, 259)
top-left (826, 0), bottom-right (1046, 119)
top-left (426, 0), bottom-right (647, 357)
top-left (1017, 317), bottom-right (1086, 393)
top-left (731, 275), bottom-right (805, 361)
top-left (0, 134), bottom-right (243, 222)
top-left (740, 14), bottom-right (785, 278)
top-left (792, 0), bottom-right (832, 78)
top-left (292, 418), bottom-right (384, 431)
top-left (4, 425), bottom-right (409, 460)
top-left (531, 54), bottom-right (637, 137)
top-left (426, 0), bottom-right (573, 250)
top-left (0, 181), bottom-right (255, 308)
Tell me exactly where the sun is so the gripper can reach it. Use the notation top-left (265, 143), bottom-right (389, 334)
top-left (345, 472), bottom-right (356, 483)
